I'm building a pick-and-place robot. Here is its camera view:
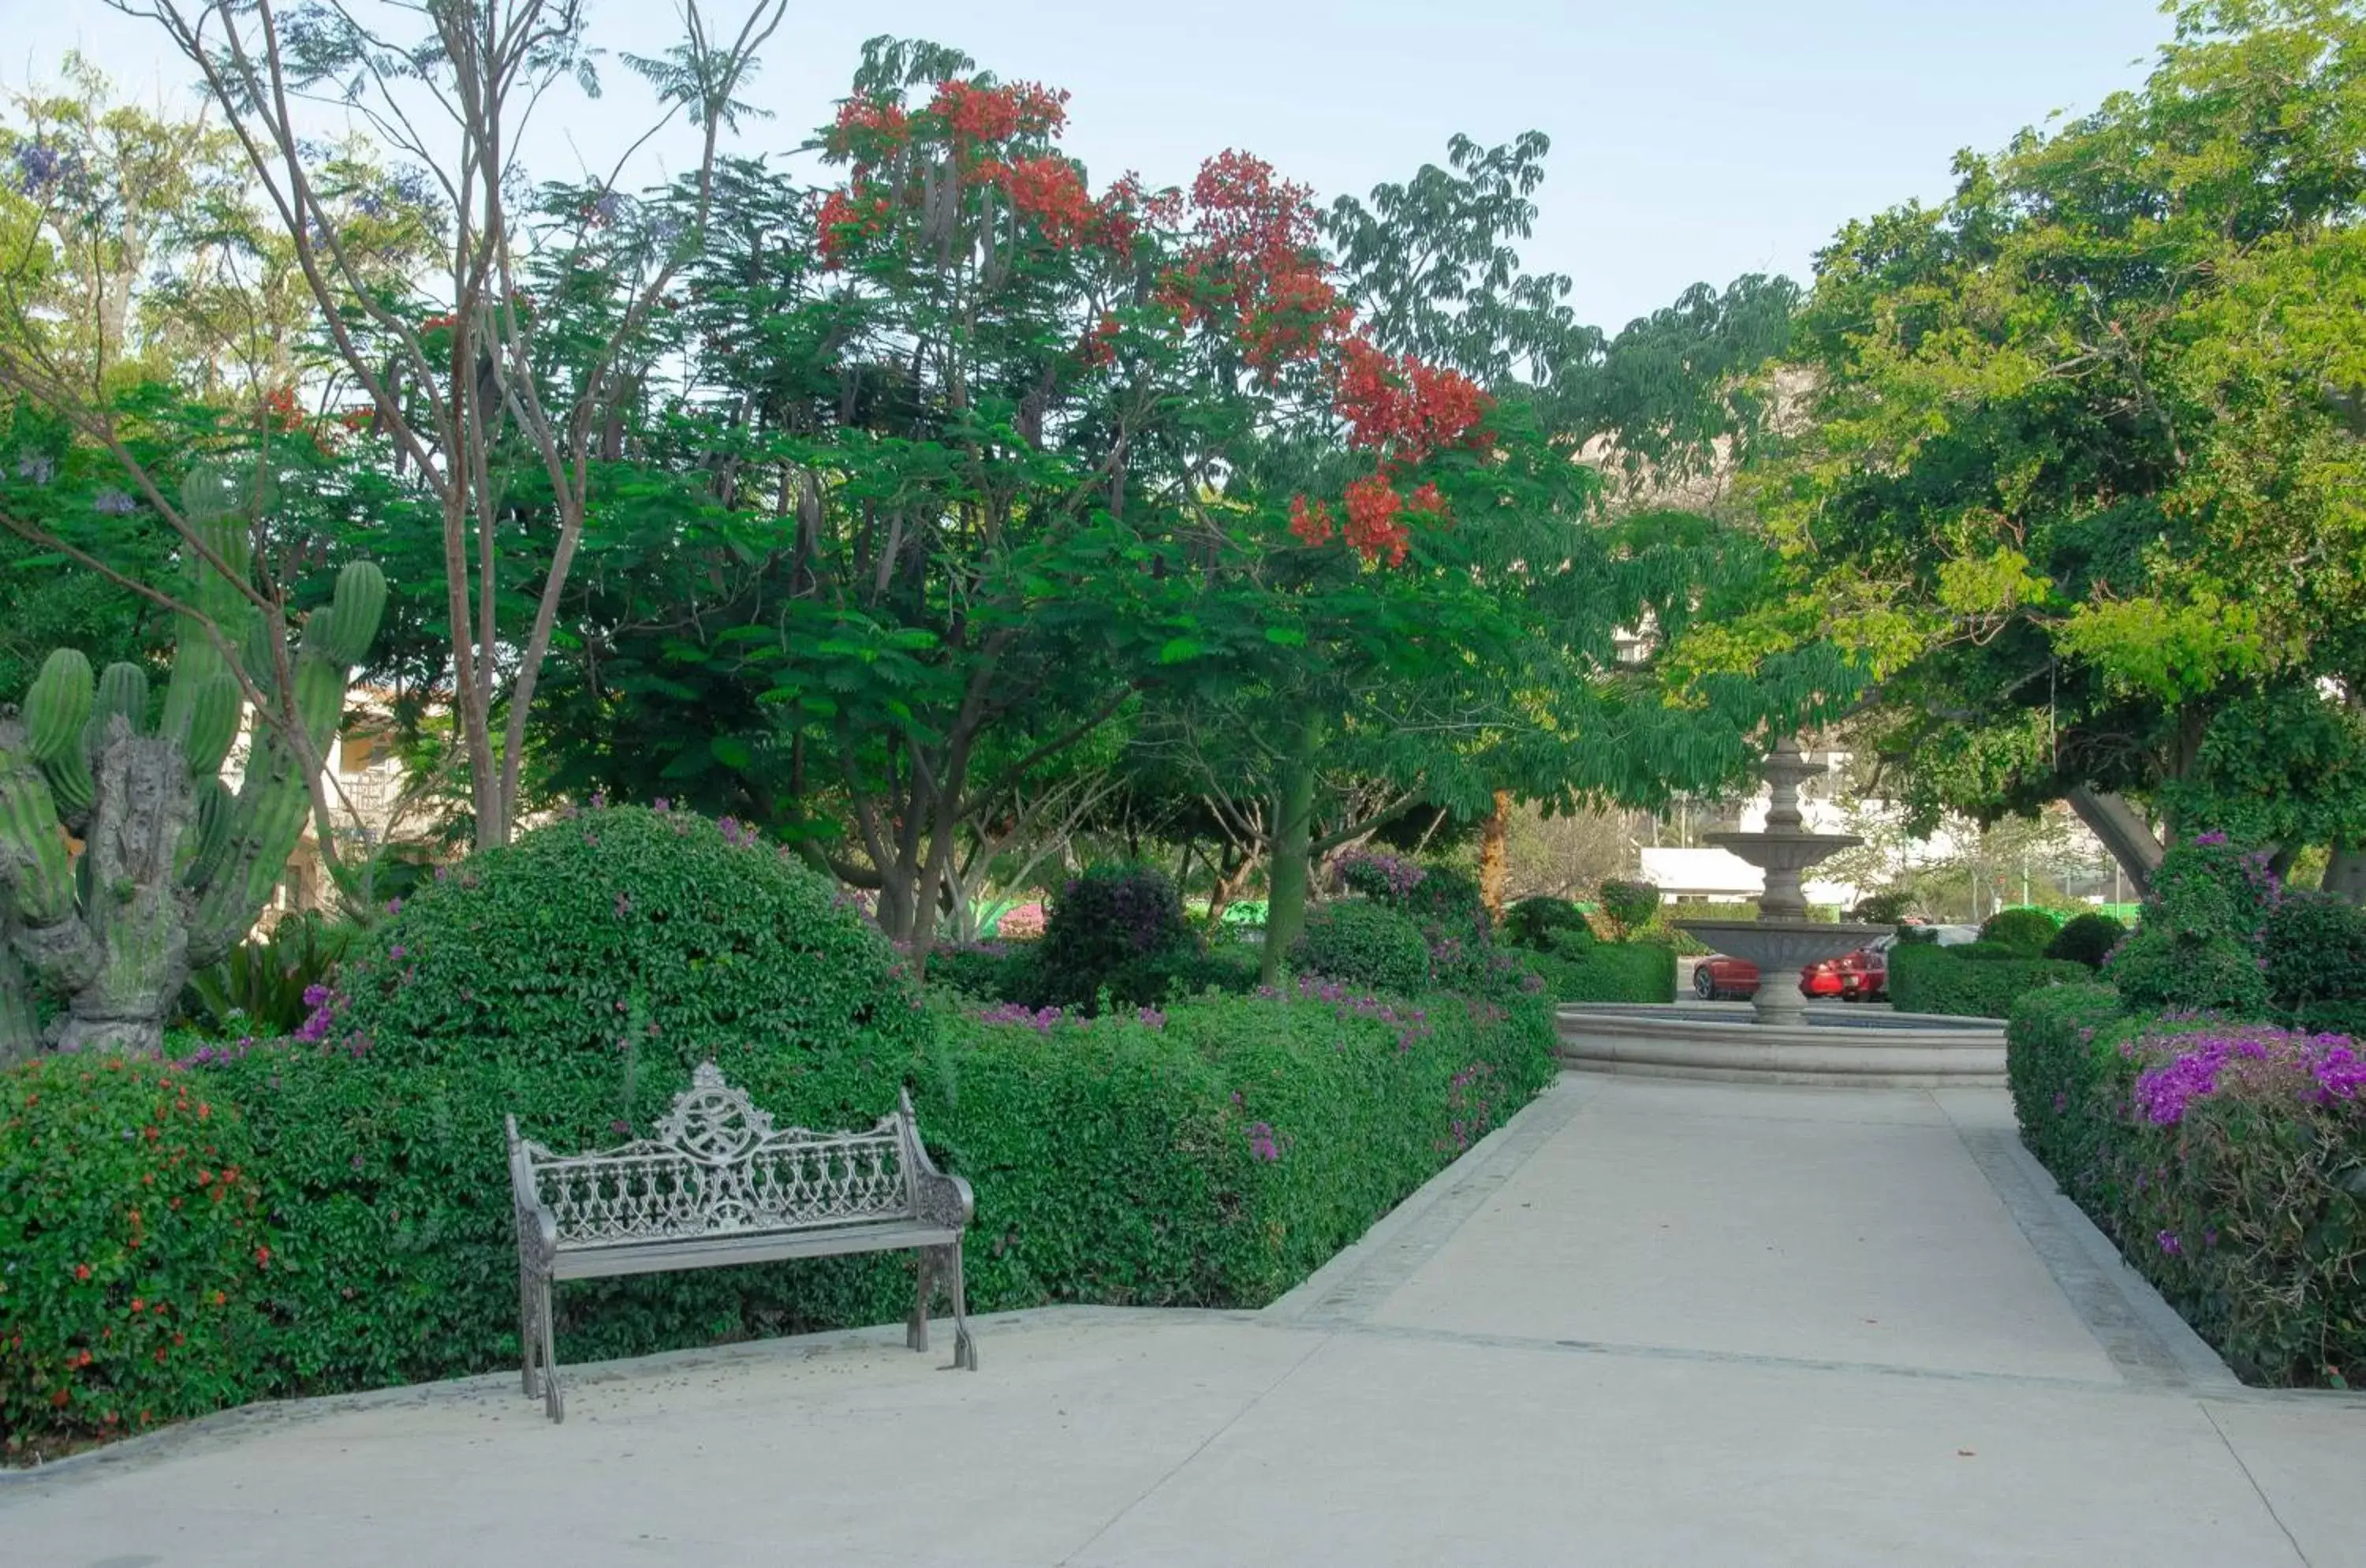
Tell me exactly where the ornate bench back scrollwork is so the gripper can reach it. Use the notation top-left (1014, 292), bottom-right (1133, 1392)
top-left (524, 1063), bottom-right (916, 1249)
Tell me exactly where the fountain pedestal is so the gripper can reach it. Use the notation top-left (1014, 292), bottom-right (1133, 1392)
top-left (1674, 739), bottom-right (1882, 1027)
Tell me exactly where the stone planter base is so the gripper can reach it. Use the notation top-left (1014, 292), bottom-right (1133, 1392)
top-left (1557, 1002), bottom-right (2006, 1088)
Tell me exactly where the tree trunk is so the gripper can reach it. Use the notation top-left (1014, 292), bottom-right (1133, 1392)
top-left (43, 735), bottom-right (196, 1056)
top-left (2065, 787), bottom-right (2163, 899)
top-left (1260, 714), bottom-right (1320, 985)
top-left (1480, 790), bottom-right (1511, 920)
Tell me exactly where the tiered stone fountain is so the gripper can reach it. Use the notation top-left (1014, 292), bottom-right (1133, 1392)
top-left (1671, 738), bottom-right (1891, 1028)
top-left (1554, 739), bottom-right (2007, 1086)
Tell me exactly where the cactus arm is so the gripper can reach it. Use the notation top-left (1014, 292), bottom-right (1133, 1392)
top-left (161, 472), bottom-right (259, 752)
top-left (0, 730), bottom-right (96, 998)
top-left (185, 562), bottom-right (386, 967)
top-left (25, 648), bottom-right (95, 829)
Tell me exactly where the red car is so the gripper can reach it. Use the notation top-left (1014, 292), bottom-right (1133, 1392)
top-left (1692, 939), bottom-right (1891, 1002)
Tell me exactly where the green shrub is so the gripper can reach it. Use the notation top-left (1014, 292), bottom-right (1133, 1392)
top-left (925, 941), bottom-right (1035, 1000)
top-left (2, 1056), bottom-right (271, 1456)
top-left (1596, 879), bottom-right (1662, 940)
top-left (1521, 941), bottom-right (1677, 1004)
top-left (2009, 1002), bottom-right (2366, 1387)
top-left (2003, 982), bottom-right (2127, 1177)
top-left (1289, 898), bottom-right (1433, 995)
top-left (2262, 893), bottom-right (2366, 1038)
top-left (1980, 907), bottom-right (2062, 954)
top-left (1886, 942), bottom-right (2090, 1017)
top-left (2045, 913), bottom-right (2129, 970)
top-left (1503, 897), bottom-right (1592, 952)
top-left (1037, 864), bottom-right (1200, 1010)
top-left (209, 803), bottom-right (934, 1394)
top-left (931, 984), bottom-right (1558, 1307)
top-left (2104, 838), bottom-right (2282, 1016)
top-left (1850, 890), bottom-right (1915, 924)
top-left (2106, 931), bottom-right (2270, 1017)
top-left (178, 910), bottom-right (357, 1038)
top-left (6, 974), bottom-right (1553, 1452)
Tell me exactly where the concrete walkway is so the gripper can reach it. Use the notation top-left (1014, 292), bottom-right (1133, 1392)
top-left (9, 1073), bottom-right (2366, 1566)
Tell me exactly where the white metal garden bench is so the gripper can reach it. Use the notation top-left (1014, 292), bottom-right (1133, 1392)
top-left (506, 1062), bottom-right (976, 1422)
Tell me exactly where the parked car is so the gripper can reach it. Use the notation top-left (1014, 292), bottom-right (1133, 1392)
top-left (1693, 951), bottom-right (1763, 1001)
top-left (1693, 935), bottom-right (1894, 1002)
top-left (1802, 937), bottom-right (1890, 1001)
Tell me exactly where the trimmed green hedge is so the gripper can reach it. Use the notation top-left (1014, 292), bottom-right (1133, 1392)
top-left (2, 980), bottom-right (1553, 1453)
top-left (1522, 941), bottom-right (1677, 1004)
top-left (929, 985), bottom-right (1558, 1306)
top-left (1886, 942), bottom-right (2089, 1018)
top-left (2002, 983), bottom-right (2127, 1178)
top-left (2006, 987), bottom-right (2366, 1387)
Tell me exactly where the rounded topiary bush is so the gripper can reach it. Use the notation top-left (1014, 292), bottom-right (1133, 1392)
top-left (1289, 898), bottom-right (1432, 995)
top-left (1978, 907), bottom-right (2061, 954)
top-left (1596, 879), bottom-right (1661, 939)
top-left (1035, 864), bottom-right (1200, 1010)
top-left (2, 1056), bottom-right (271, 1455)
top-left (2044, 912), bottom-right (2128, 969)
top-left (203, 804), bottom-right (931, 1394)
top-left (340, 803), bottom-right (923, 1088)
top-left (1504, 896), bottom-right (1592, 953)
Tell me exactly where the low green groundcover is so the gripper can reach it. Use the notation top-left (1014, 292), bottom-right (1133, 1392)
top-left (2007, 985), bottom-right (2366, 1387)
top-left (2, 985), bottom-right (1552, 1456)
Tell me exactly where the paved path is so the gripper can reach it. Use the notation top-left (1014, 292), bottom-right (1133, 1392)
top-left (9, 1073), bottom-right (2366, 1566)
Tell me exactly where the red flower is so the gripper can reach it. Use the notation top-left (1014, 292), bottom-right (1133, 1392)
top-left (929, 78), bottom-right (1068, 145)
top-left (1408, 481), bottom-right (1450, 517)
top-left (1288, 494), bottom-right (1336, 546)
top-left (1342, 476), bottom-right (1410, 566)
top-left (253, 1246), bottom-right (271, 1268)
top-left (1080, 313), bottom-right (1121, 368)
top-left (991, 156), bottom-right (1095, 247)
top-left (827, 95), bottom-right (912, 157)
top-left (72, 1264), bottom-right (90, 1281)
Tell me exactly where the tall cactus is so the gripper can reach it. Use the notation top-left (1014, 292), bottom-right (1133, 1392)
top-left (0, 466), bottom-right (385, 1061)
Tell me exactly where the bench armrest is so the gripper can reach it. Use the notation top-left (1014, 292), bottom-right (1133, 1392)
top-left (898, 1089), bottom-right (974, 1230)
top-left (506, 1113), bottom-right (561, 1268)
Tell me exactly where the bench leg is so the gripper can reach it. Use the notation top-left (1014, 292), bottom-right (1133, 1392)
top-left (518, 1267), bottom-right (539, 1397)
top-left (948, 1240), bottom-right (976, 1372)
top-left (536, 1276), bottom-right (564, 1423)
top-left (907, 1249), bottom-right (932, 1353)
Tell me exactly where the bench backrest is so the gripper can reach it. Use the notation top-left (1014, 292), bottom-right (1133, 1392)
top-left (509, 1062), bottom-right (921, 1253)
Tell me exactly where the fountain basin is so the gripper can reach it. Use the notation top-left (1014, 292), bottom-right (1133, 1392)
top-left (1557, 1002), bottom-right (2006, 1088)
top-left (1672, 919), bottom-right (1895, 1026)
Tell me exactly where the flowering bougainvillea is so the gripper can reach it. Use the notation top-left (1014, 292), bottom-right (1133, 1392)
top-left (2129, 1025), bottom-right (2366, 1125)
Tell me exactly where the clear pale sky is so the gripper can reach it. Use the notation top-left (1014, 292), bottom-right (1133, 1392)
top-left (14, 0), bottom-right (2170, 330)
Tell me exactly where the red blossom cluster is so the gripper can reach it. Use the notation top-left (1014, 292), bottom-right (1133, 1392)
top-left (1079, 312), bottom-right (1121, 368)
top-left (978, 155), bottom-right (1096, 247)
top-left (1342, 475), bottom-right (1409, 566)
top-left (1289, 493), bottom-right (1336, 547)
top-left (929, 78), bottom-right (1069, 145)
top-left (1288, 338), bottom-right (1491, 564)
top-left (816, 187), bottom-right (894, 270)
top-left (1335, 337), bottom-right (1491, 465)
top-left (1157, 151), bottom-right (1350, 373)
top-left (827, 95), bottom-right (912, 156)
